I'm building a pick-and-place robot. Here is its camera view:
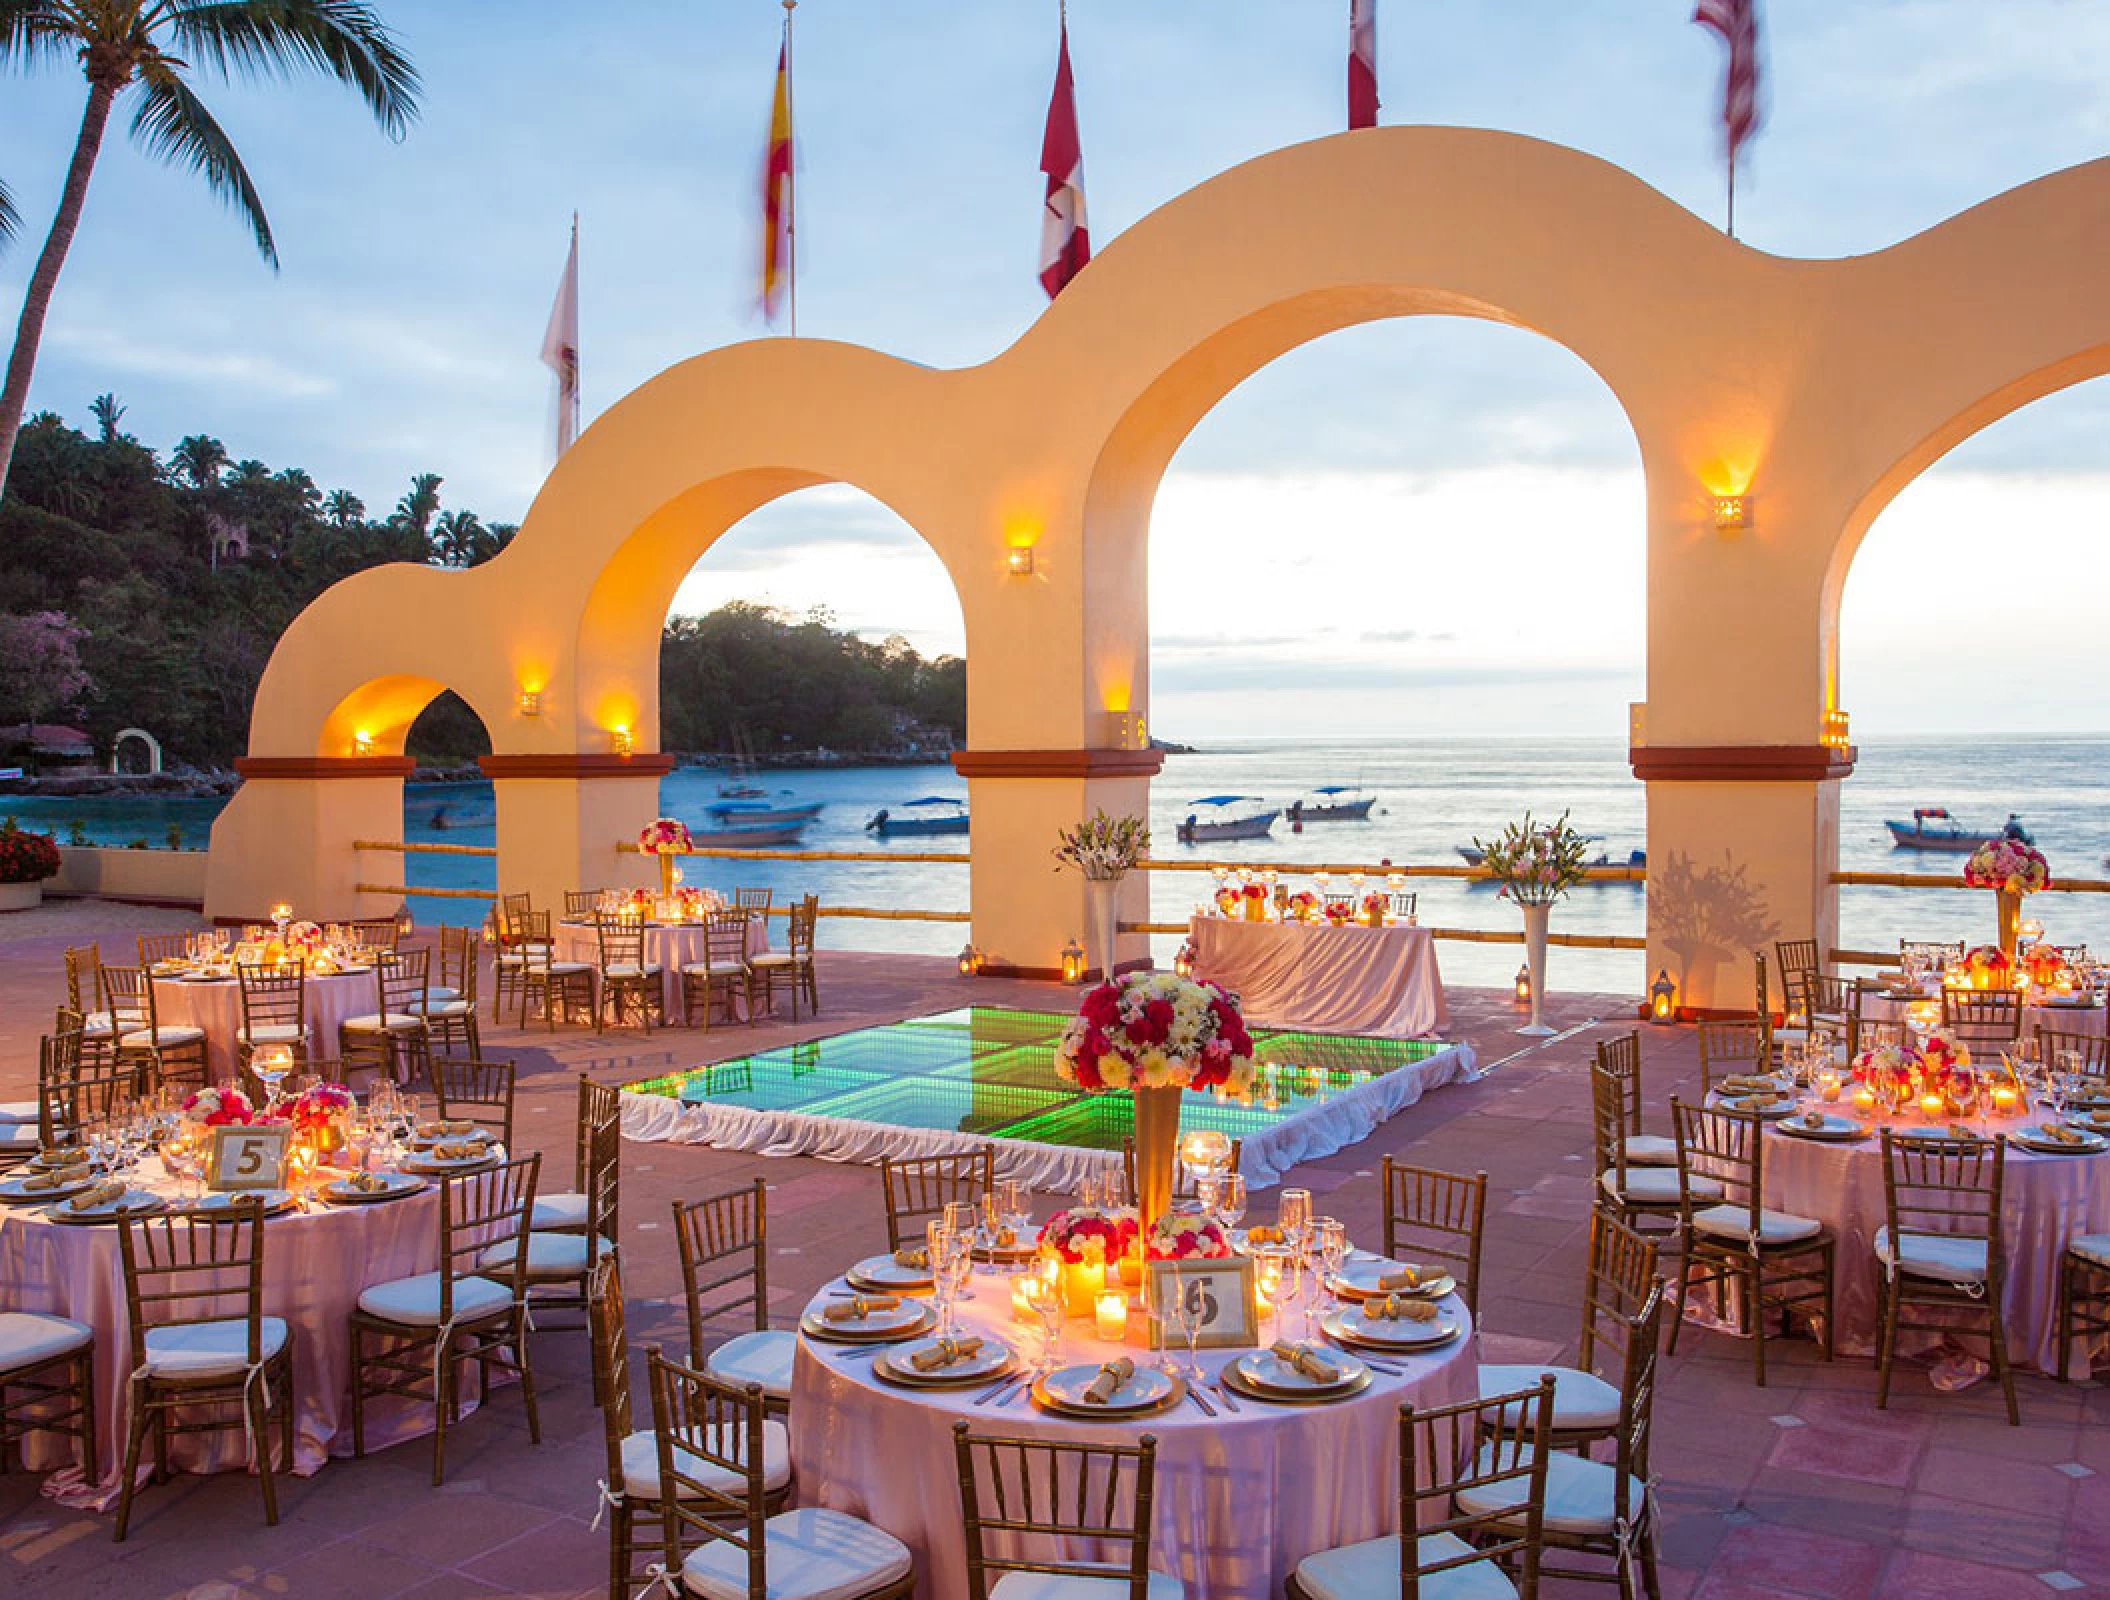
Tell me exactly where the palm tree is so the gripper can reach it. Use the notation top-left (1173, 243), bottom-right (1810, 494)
top-left (0, 178), bottom-right (16, 249)
top-left (89, 390), bottom-right (125, 442)
top-left (323, 487), bottom-right (365, 529)
top-left (392, 470), bottom-right (442, 540)
top-left (0, 3), bottom-right (421, 501)
top-left (170, 432), bottom-right (226, 489)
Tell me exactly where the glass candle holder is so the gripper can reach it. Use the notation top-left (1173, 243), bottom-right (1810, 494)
top-left (1095, 1290), bottom-right (1128, 1343)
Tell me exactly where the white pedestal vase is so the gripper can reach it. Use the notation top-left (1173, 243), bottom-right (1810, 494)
top-left (1518, 901), bottom-right (1555, 1036)
top-left (1085, 876), bottom-right (1123, 983)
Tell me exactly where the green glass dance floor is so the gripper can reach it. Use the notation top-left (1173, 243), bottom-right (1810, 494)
top-left (626, 1006), bottom-right (1450, 1152)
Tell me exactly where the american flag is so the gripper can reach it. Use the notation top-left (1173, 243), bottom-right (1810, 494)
top-left (1693, 0), bottom-right (1762, 163)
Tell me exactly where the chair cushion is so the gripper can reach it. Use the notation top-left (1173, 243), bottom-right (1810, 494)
top-left (747, 953), bottom-right (794, 970)
top-left (601, 963), bottom-right (663, 980)
top-left (411, 999), bottom-right (474, 1019)
top-left (1453, 1445), bottom-right (1647, 1537)
top-left (682, 962), bottom-right (751, 978)
top-left (1599, 1167), bottom-right (1720, 1205)
top-left (1874, 1226), bottom-right (1989, 1285)
top-left (619, 1421), bottom-right (791, 1501)
top-left (141, 1316), bottom-right (289, 1379)
top-left (529, 1190), bottom-right (590, 1231)
top-left (239, 1023), bottom-right (306, 1044)
top-left (1691, 1204), bottom-right (1825, 1247)
top-left (1623, 1133), bottom-right (1678, 1167)
top-left (1477, 1362), bottom-right (1623, 1433)
top-left (0, 1124), bottom-right (38, 1151)
top-left (357, 1271), bottom-right (514, 1327)
top-left (680, 1507), bottom-right (912, 1600)
top-left (340, 1012), bottom-right (424, 1033)
top-left (990, 1571), bottom-right (1187, 1600)
top-left (531, 962), bottom-right (594, 977)
top-left (426, 985), bottom-right (461, 1003)
top-left (0, 1311), bottom-right (94, 1374)
top-left (1291, 1531), bottom-right (1515, 1600)
top-left (80, 1014), bottom-right (117, 1039)
top-left (702, 1329), bottom-right (797, 1401)
top-left (0, 1100), bottom-right (38, 1125)
top-left (2070, 1233), bottom-right (2110, 1271)
top-left (119, 1026), bottom-right (206, 1049)
top-left (478, 1231), bottom-right (610, 1281)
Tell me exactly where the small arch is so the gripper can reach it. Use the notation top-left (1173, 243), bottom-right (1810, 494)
top-left (110, 728), bottom-right (162, 775)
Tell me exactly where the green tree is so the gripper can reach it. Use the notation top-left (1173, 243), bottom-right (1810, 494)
top-left (89, 390), bottom-right (125, 443)
top-left (392, 471), bottom-right (442, 542)
top-left (0, 176), bottom-right (16, 248)
top-left (170, 433), bottom-right (227, 489)
top-left (323, 488), bottom-right (365, 529)
top-left (0, 1), bottom-right (421, 500)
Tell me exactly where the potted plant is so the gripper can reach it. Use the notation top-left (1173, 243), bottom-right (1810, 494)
top-left (1472, 810), bottom-right (1593, 1036)
top-left (1052, 810), bottom-right (1150, 983)
top-left (0, 820), bottom-right (62, 912)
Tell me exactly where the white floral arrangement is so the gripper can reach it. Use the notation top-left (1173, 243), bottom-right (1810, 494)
top-left (1052, 810), bottom-right (1150, 883)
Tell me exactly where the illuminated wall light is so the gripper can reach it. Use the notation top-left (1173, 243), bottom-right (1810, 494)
top-left (611, 724), bottom-right (636, 757)
top-left (1104, 709), bottom-right (1147, 751)
top-left (1821, 708), bottom-right (1851, 750)
top-left (1712, 494), bottom-right (1751, 533)
top-left (1006, 545), bottom-right (1035, 576)
top-left (518, 689), bottom-right (543, 717)
top-left (351, 730), bottom-right (376, 757)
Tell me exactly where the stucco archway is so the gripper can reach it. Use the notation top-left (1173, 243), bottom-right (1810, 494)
top-left (110, 728), bottom-right (162, 776)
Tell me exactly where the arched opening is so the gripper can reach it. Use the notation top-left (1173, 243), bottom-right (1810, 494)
top-left (1135, 314), bottom-right (1648, 992)
top-left (1834, 375), bottom-right (2110, 960)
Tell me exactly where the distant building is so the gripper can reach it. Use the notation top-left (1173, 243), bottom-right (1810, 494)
top-left (0, 722), bottom-right (98, 773)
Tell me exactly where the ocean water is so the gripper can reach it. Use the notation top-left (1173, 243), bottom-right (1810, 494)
top-left (9, 737), bottom-right (2105, 997)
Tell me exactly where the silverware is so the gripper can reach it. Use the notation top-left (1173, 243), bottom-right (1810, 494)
top-left (974, 1376), bottom-right (1025, 1407)
top-left (1186, 1384), bottom-right (1218, 1418)
top-left (1210, 1379), bottom-right (1242, 1413)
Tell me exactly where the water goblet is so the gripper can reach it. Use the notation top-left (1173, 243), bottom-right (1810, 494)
top-left (1170, 1277), bottom-right (1209, 1381)
top-left (1023, 1274), bottom-right (1064, 1374)
top-left (1194, 1174), bottom-right (1222, 1223)
top-left (1279, 1187), bottom-right (1312, 1251)
top-left (1214, 1174), bottom-right (1248, 1239)
top-left (1312, 1216), bottom-right (1348, 1328)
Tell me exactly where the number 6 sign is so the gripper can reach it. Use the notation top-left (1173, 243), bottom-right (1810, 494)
top-left (207, 1124), bottom-right (291, 1191)
top-left (1146, 1257), bottom-right (1259, 1349)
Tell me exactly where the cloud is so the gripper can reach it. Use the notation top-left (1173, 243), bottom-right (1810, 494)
top-left (43, 322), bottom-right (337, 401)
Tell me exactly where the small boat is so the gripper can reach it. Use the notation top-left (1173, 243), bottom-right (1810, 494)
top-left (706, 797), bottom-right (823, 828)
top-left (867, 796), bottom-right (970, 837)
top-left (690, 821), bottom-right (808, 849)
top-left (1883, 808), bottom-right (2033, 852)
top-left (1176, 796), bottom-right (1279, 845)
top-left (1285, 785), bottom-right (1377, 824)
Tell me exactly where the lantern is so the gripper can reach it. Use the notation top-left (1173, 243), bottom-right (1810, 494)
top-left (1172, 939), bottom-right (1195, 979)
top-left (1514, 964), bottom-right (1532, 1009)
top-left (1648, 969), bottom-right (1678, 1025)
top-left (396, 900), bottom-right (415, 941)
top-left (957, 943), bottom-right (980, 978)
top-left (1061, 937), bottom-right (1087, 985)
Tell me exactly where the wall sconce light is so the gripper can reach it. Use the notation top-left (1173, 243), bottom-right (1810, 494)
top-left (1712, 494), bottom-right (1750, 533)
top-left (1104, 709), bottom-right (1146, 751)
top-left (611, 725), bottom-right (636, 757)
top-left (1513, 964), bottom-right (1532, 1009)
top-left (518, 689), bottom-right (543, 717)
top-left (1821, 709), bottom-right (1850, 750)
top-left (1649, 969), bottom-right (1678, 1025)
top-left (1060, 936), bottom-right (1087, 985)
top-left (351, 730), bottom-right (375, 757)
top-left (1006, 546), bottom-right (1035, 577)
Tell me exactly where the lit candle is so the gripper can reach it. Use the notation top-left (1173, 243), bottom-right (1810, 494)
top-left (1919, 1092), bottom-right (1945, 1121)
top-left (1816, 1071), bottom-right (1842, 1103)
top-left (1095, 1290), bottom-right (1128, 1342)
top-left (1851, 1088), bottom-right (1878, 1118)
top-left (1991, 1084), bottom-right (2020, 1117)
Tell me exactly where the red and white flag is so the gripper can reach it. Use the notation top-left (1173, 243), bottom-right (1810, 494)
top-left (1693, 0), bottom-right (1761, 164)
top-left (540, 214), bottom-right (580, 455)
top-left (1039, 20), bottom-right (1090, 300)
top-left (1348, 0), bottom-right (1379, 130)
top-left (761, 33), bottom-right (795, 325)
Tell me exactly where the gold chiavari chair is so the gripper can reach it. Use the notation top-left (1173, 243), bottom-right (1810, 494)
top-left (2034, 1025), bottom-right (2110, 1075)
top-left (747, 894), bottom-right (818, 1020)
top-left (1666, 1100), bottom-right (1834, 1385)
top-left (1121, 1134), bottom-right (1241, 1208)
top-left (594, 913), bottom-right (666, 1033)
top-left (1939, 986), bottom-right (2023, 1052)
top-left (235, 960), bottom-right (308, 1068)
top-left (1774, 937), bottom-right (1820, 997)
top-left (350, 1154), bottom-right (543, 1484)
top-left (1596, 1032), bottom-right (1676, 1166)
top-left (533, 1076), bottom-right (623, 1233)
top-left (732, 886), bottom-right (774, 916)
top-left (566, 888), bottom-right (607, 918)
top-left (1379, 1158), bottom-right (1489, 1321)
top-left (1752, 950), bottom-right (1809, 1060)
top-left (136, 932), bottom-right (191, 970)
top-left (1479, 1207), bottom-right (1661, 1456)
top-left (673, 1180), bottom-right (795, 1414)
top-left (347, 916), bottom-right (401, 953)
top-left (1453, 1287), bottom-right (1668, 1599)
top-left (953, 1423), bottom-right (1173, 1600)
top-left (1290, 1380), bottom-right (1555, 1600)
top-left (881, 1149), bottom-right (995, 1255)
top-left (491, 892), bottom-right (542, 1021)
top-left (2058, 1228), bottom-right (2110, 1383)
top-left (1846, 979), bottom-right (1909, 1059)
top-left (518, 909), bottom-right (596, 1030)
top-left (479, 1097), bottom-right (616, 1332)
top-left (411, 923), bottom-right (483, 1056)
top-left (680, 913), bottom-right (756, 1029)
top-left (115, 1199), bottom-right (293, 1540)
top-left (64, 942), bottom-right (115, 1048)
top-left (1875, 1129), bottom-right (2017, 1425)
top-left (339, 948), bottom-right (431, 1085)
top-left (427, 1055), bottom-right (518, 1146)
top-left (648, 1350), bottom-right (911, 1600)
top-left (0, 1293), bottom-right (96, 1484)
top-left (1696, 1018), bottom-right (1767, 1096)
top-left (1591, 1060), bottom-right (1712, 1244)
top-left (33, 1023), bottom-right (134, 1154)
top-left (104, 964), bottom-right (208, 1092)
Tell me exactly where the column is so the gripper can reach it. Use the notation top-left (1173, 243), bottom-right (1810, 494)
top-left (205, 758), bottom-right (414, 923)
top-left (480, 754), bottom-right (675, 917)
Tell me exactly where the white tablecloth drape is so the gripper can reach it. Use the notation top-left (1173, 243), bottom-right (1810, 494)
top-left (1190, 917), bottom-right (1449, 1039)
top-left (1861, 988), bottom-right (2106, 1044)
top-left (553, 917), bottom-right (771, 1019)
top-left (153, 970), bottom-right (378, 1077)
top-left (788, 1271), bottom-right (1477, 1600)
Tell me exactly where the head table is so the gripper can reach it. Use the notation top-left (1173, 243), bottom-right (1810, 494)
top-left (1187, 915), bottom-right (1449, 1040)
top-left (152, 967), bottom-right (379, 1078)
top-left (788, 1262), bottom-right (1476, 1600)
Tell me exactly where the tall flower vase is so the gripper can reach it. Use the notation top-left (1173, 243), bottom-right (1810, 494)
top-left (1086, 876), bottom-right (1123, 983)
top-left (1131, 1084), bottom-right (1182, 1246)
top-left (1996, 889), bottom-right (2021, 961)
top-left (1518, 902), bottom-right (1555, 1037)
top-left (658, 852), bottom-right (676, 899)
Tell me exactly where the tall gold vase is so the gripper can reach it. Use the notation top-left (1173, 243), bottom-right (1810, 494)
top-left (1996, 889), bottom-right (2021, 961)
top-left (658, 852), bottom-right (676, 899)
top-left (1132, 1084), bottom-right (1182, 1249)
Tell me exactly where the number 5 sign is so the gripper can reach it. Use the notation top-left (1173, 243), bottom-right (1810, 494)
top-left (207, 1124), bottom-right (291, 1191)
top-left (1146, 1257), bottom-right (1259, 1349)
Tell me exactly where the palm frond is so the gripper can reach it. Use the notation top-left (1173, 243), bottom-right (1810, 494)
top-left (0, 1), bottom-right (78, 68)
top-left (129, 65), bottom-right (278, 266)
top-left (0, 177), bottom-right (16, 250)
top-left (162, 0), bottom-right (420, 139)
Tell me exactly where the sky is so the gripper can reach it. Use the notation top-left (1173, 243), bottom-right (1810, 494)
top-left (3, 1), bottom-right (2107, 739)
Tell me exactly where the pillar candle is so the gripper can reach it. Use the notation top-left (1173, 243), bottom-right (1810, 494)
top-left (1095, 1291), bottom-right (1128, 1342)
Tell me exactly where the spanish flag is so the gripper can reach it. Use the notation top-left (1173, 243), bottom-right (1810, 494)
top-left (761, 36), bottom-right (794, 325)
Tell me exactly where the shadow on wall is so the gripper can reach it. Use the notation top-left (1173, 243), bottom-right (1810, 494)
top-left (1651, 848), bottom-right (1780, 1007)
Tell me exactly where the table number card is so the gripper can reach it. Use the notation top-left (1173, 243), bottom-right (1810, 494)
top-left (207, 1124), bottom-right (291, 1192)
top-left (1145, 1257), bottom-right (1259, 1349)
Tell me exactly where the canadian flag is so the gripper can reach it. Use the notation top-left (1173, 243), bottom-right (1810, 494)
top-left (1039, 20), bottom-right (1090, 300)
top-left (1349, 0), bottom-right (1379, 130)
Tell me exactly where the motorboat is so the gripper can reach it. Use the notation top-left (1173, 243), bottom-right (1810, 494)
top-left (706, 797), bottom-right (824, 829)
top-left (1883, 808), bottom-right (2032, 852)
top-left (1176, 796), bottom-right (1280, 844)
top-left (1284, 785), bottom-right (1377, 824)
top-left (689, 821), bottom-right (808, 848)
top-left (866, 796), bottom-right (970, 836)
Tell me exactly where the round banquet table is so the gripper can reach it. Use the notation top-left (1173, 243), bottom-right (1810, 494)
top-left (152, 968), bottom-right (379, 1078)
top-left (1860, 985), bottom-right (2107, 1043)
top-left (788, 1270), bottom-right (1477, 1600)
top-left (0, 1160), bottom-right (460, 1510)
top-left (1760, 1114), bottom-right (2110, 1374)
top-left (553, 916), bottom-right (772, 1019)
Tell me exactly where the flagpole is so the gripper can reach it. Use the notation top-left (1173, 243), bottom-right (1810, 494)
top-left (783, 0), bottom-right (798, 338)
top-left (1727, 158), bottom-right (1736, 240)
top-left (568, 210), bottom-right (581, 439)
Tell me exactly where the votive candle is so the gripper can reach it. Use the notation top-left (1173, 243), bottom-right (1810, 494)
top-left (1095, 1290), bottom-right (1128, 1342)
top-left (1816, 1071), bottom-right (1842, 1103)
top-left (1991, 1084), bottom-right (2020, 1116)
top-left (1851, 1088), bottom-right (1878, 1118)
top-left (1919, 1092), bottom-right (1945, 1121)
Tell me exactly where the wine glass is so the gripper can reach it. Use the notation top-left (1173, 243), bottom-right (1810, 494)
top-left (1171, 1277), bottom-right (1209, 1381)
top-left (1279, 1188), bottom-right (1312, 1251)
top-left (1214, 1174), bottom-right (1248, 1239)
top-left (1312, 1217), bottom-right (1348, 1334)
top-left (1023, 1273), bottom-right (1064, 1374)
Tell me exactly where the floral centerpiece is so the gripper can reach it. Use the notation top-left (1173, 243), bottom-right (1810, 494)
top-left (1471, 810), bottom-right (1594, 1036)
top-left (673, 884), bottom-right (723, 922)
top-left (639, 816), bottom-right (693, 896)
top-left (2024, 943), bottom-right (2070, 987)
top-left (183, 1086), bottom-right (255, 1128)
top-left (1919, 1033), bottom-right (1972, 1079)
top-left (1037, 1204), bottom-right (1140, 1313)
top-left (1213, 885), bottom-right (1242, 917)
top-left (1149, 1213), bottom-right (1232, 1260)
top-left (285, 920), bottom-right (325, 956)
top-left (1359, 890), bottom-right (1388, 926)
top-left (1053, 810), bottom-right (1150, 982)
top-left (1963, 838), bottom-right (2051, 958)
top-left (1961, 944), bottom-right (2013, 989)
top-left (1288, 889), bottom-right (1322, 924)
top-left (282, 1082), bottom-right (355, 1157)
top-left (0, 821), bottom-right (63, 911)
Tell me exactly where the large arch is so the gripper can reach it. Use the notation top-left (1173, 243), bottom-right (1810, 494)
top-left (209, 127), bottom-right (2110, 1001)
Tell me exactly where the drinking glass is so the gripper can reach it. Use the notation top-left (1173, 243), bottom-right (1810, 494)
top-left (1214, 1174), bottom-right (1248, 1237)
top-left (1312, 1216), bottom-right (1348, 1332)
top-left (1194, 1175), bottom-right (1221, 1222)
top-left (1171, 1277), bottom-right (1209, 1381)
top-left (998, 1178), bottom-right (1029, 1238)
top-left (1279, 1187), bottom-right (1312, 1250)
top-left (1024, 1274), bottom-right (1064, 1374)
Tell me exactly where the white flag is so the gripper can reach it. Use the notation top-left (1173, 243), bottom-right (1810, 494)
top-left (540, 216), bottom-right (581, 455)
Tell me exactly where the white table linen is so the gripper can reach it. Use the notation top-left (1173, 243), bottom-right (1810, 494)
top-left (1860, 986), bottom-right (2106, 1043)
top-left (553, 916), bottom-right (771, 1019)
top-left (1190, 917), bottom-right (1449, 1039)
top-left (788, 1271), bottom-right (1476, 1600)
top-left (152, 969), bottom-right (378, 1077)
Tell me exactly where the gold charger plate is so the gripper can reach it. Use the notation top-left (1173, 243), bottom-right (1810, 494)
top-left (1030, 1368), bottom-right (1187, 1420)
top-left (1332, 1267), bottom-right (1455, 1302)
top-left (46, 1191), bottom-right (168, 1225)
top-left (872, 1346), bottom-right (1015, 1389)
top-left (1219, 1360), bottom-right (1372, 1406)
top-left (1321, 1308), bottom-right (1463, 1352)
top-left (798, 1305), bottom-right (933, 1345)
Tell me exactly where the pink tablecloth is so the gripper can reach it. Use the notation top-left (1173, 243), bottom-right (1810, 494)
top-left (1762, 1124), bottom-right (2110, 1374)
top-left (153, 969), bottom-right (380, 1077)
top-left (0, 1168), bottom-right (453, 1509)
top-left (789, 1271), bottom-right (1476, 1600)
top-left (553, 917), bottom-right (772, 1019)
top-left (1190, 916), bottom-right (1449, 1038)
top-left (1861, 988), bottom-right (2106, 1043)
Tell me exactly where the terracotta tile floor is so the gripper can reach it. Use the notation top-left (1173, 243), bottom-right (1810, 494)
top-left (0, 911), bottom-right (2100, 1597)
